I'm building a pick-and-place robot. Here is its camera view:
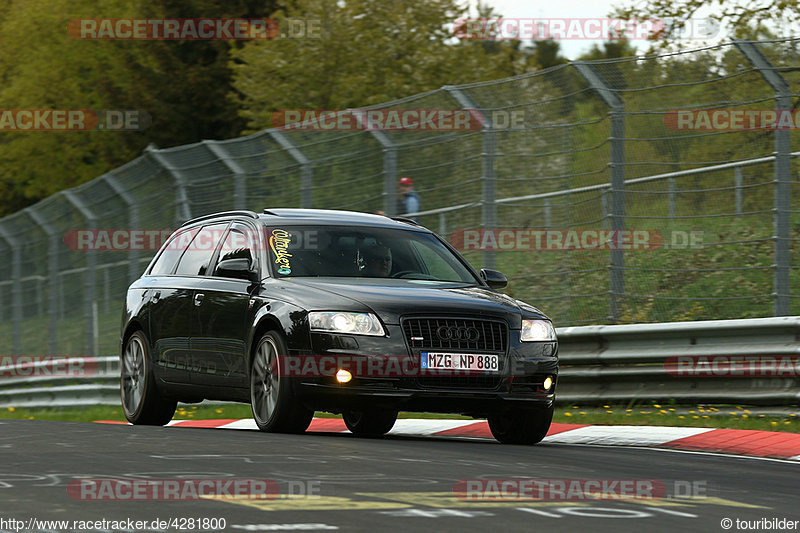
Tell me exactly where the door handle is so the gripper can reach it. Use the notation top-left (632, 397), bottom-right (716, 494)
top-left (194, 293), bottom-right (204, 306)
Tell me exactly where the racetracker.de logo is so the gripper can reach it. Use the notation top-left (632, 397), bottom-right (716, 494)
top-left (272, 109), bottom-right (487, 131)
top-left (0, 109), bottom-right (150, 131)
top-left (664, 356), bottom-right (800, 377)
top-left (453, 17), bottom-right (719, 40)
top-left (0, 356), bottom-right (97, 377)
top-left (450, 229), bottom-right (663, 251)
top-left (67, 18), bottom-right (320, 40)
top-left (453, 479), bottom-right (666, 500)
top-left (67, 479), bottom-right (280, 501)
top-left (665, 109), bottom-right (800, 131)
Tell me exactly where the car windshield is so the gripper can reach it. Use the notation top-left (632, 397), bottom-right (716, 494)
top-left (265, 225), bottom-right (477, 283)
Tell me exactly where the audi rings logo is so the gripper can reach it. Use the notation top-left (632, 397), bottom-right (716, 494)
top-left (436, 326), bottom-right (480, 342)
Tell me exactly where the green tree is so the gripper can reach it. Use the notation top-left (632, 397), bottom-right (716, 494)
top-left (230, 0), bottom-right (519, 131)
top-left (0, 0), bottom-right (275, 216)
top-left (613, 0), bottom-right (799, 44)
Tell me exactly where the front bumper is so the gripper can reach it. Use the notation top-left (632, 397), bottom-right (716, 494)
top-left (294, 325), bottom-right (558, 416)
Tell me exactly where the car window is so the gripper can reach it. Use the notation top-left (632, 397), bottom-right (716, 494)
top-left (409, 240), bottom-right (466, 280)
top-left (173, 223), bottom-right (228, 276)
top-left (265, 225), bottom-right (477, 283)
top-left (213, 224), bottom-right (257, 277)
top-left (149, 229), bottom-right (194, 276)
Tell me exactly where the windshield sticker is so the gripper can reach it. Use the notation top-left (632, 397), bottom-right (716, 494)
top-left (270, 228), bottom-right (292, 275)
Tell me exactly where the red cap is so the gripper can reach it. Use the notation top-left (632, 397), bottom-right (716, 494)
top-left (399, 177), bottom-right (413, 186)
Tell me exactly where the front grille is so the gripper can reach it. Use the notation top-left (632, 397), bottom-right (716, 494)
top-left (402, 317), bottom-right (508, 352)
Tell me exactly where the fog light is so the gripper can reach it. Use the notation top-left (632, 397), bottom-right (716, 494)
top-left (336, 369), bottom-right (352, 383)
top-left (543, 377), bottom-right (553, 391)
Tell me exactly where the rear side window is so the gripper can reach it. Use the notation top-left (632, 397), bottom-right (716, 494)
top-left (174, 223), bottom-right (228, 276)
top-left (149, 229), bottom-right (193, 276)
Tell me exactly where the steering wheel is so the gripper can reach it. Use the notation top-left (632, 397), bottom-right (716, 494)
top-left (391, 270), bottom-right (419, 278)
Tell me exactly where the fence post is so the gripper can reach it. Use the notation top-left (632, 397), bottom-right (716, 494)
top-left (574, 63), bottom-right (626, 322)
top-left (63, 191), bottom-right (98, 357)
top-left (544, 198), bottom-right (551, 229)
top-left (26, 207), bottom-right (59, 354)
top-left (204, 140), bottom-right (248, 210)
top-left (735, 167), bottom-right (743, 218)
top-left (0, 223), bottom-right (22, 355)
top-left (269, 131), bottom-right (314, 208)
top-left (444, 86), bottom-right (496, 269)
top-left (351, 111), bottom-right (398, 216)
top-left (103, 174), bottom-right (141, 284)
top-left (668, 178), bottom-right (676, 219)
top-left (735, 40), bottom-right (791, 316)
top-left (145, 144), bottom-right (192, 224)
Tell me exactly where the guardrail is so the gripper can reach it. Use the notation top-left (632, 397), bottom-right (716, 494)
top-left (556, 316), bottom-right (800, 406)
top-left (1, 317), bottom-right (798, 409)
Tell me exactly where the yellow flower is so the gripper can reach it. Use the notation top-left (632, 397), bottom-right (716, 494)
top-left (606, 410), bottom-right (613, 414)
top-left (564, 412), bottom-right (572, 417)
top-left (579, 411), bottom-right (586, 415)
top-left (7, 407), bottom-right (15, 412)
top-left (729, 411), bottom-right (738, 415)
top-left (692, 415), bottom-right (699, 419)
top-left (771, 421), bottom-right (779, 426)
top-left (702, 415), bottom-right (710, 419)
top-left (27, 416), bottom-right (34, 419)
top-left (678, 415), bottom-right (685, 419)
top-left (659, 410), bottom-right (668, 414)
top-left (741, 414), bottom-right (748, 419)
top-left (603, 405), bottom-right (610, 408)
top-left (785, 421), bottom-right (791, 425)
top-left (689, 410), bottom-right (696, 414)
top-left (215, 409), bottom-right (223, 414)
top-left (653, 404), bottom-right (661, 408)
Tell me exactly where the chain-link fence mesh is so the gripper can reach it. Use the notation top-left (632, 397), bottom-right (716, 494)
top-left (1, 38), bottom-right (799, 357)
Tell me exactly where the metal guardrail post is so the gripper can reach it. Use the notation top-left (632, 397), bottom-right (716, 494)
top-left (102, 174), bottom-right (141, 284)
top-left (444, 86), bottom-right (496, 269)
top-left (573, 63), bottom-right (626, 322)
top-left (204, 140), bottom-right (248, 210)
top-left (269, 131), bottom-right (313, 208)
top-left (0, 223), bottom-right (22, 355)
top-left (63, 191), bottom-right (98, 357)
top-left (351, 111), bottom-right (398, 217)
top-left (145, 144), bottom-right (192, 224)
top-left (26, 208), bottom-right (59, 354)
top-left (668, 178), bottom-right (676, 219)
top-left (735, 40), bottom-right (792, 316)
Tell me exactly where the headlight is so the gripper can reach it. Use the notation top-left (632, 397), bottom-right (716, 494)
top-left (308, 311), bottom-right (385, 336)
top-left (520, 319), bottom-right (556, 342)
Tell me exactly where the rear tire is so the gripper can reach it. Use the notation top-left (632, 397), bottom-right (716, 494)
top-left (488, 405), bottom-right (553, 445)
top-left (343, 410), bottom-right (398, 437)
top-left (250, 331), bottom-right (313, 433)
top-left (121, 330), bottom-right (177, 425)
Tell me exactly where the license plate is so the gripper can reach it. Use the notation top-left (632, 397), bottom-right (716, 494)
top-left (420, 352), bottom-right (499, 372)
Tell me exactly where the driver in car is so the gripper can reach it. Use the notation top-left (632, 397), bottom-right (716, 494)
top-left (361, 244), bottom-right (392, 277)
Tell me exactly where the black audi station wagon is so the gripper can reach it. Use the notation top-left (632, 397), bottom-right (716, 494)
top-left (120, 209), bottom-right (558, 444)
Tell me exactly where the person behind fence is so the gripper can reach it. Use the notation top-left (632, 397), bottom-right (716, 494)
top-left (360, 244), bottom-right (392, 277)
top-left (396, 177), bottom-right (420, 221)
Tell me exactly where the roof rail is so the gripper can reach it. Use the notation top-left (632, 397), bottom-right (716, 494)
top-left (180, 210), bottom-right (259, 227)
top-left (391, 216), bottom-right (421, 226)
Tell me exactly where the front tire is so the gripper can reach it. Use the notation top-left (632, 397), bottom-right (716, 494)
top-left (488, 405), bottom-right (553, 445)
top-left (121, 330), bottom-right (177, 425)
top-left (250, 331), bottom-right (313, 433)
top-left (342, 410), bottom-right (398, 437)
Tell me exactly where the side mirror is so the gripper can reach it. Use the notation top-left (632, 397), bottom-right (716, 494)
top-left (480, 268), bottom-right (507, 289)
top-left (216, 258), bottom-right (258, 282)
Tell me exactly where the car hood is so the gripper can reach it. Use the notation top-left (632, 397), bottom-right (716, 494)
top-left (272, 277), bottom-right (548, 327)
